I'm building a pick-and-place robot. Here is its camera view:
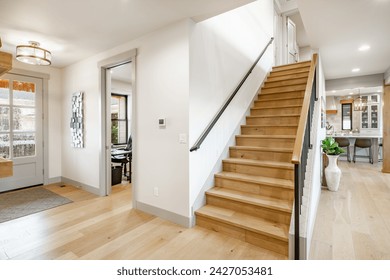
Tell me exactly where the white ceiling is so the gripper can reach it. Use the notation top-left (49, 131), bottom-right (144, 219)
top-left (297, 0), bottom-right (390, 79)
top-left (0, 0), bottom-right (253, 68)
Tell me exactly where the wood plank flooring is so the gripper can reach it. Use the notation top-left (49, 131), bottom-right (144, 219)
top-left (310, 161), bottom-right (390, 259)
top-left (2, 160), bottom-right (389, 260)
top-left (0, 183), bottom-right (286, 260)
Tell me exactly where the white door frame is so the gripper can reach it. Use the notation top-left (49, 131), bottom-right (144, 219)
top-left (273, 1), bottom-right (283, 66)
top-left (280, 9), bottom-right (299, 65)
top-left (97, 49), bottom-right (137, 199)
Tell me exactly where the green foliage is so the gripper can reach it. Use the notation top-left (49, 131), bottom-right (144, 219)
top-left (321, 137), bottom-right (345, 155)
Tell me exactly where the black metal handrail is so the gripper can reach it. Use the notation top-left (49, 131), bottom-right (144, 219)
top-left (190, 37), bottom-right (274, 152)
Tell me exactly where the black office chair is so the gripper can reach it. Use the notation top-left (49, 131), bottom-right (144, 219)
top-left (353, 138), bottom-right (372, 164)
top-left (335, 137), bottom-right (351, 162)
top-left (111, 136), bottom-right (132, 182)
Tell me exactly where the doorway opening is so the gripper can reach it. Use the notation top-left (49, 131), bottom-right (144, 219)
top-left (109, 63), bottom-right (133, 189)
top-left (98, 49), bottom-right (136, 200)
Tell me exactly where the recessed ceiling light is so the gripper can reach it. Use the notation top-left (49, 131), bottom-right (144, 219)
top-left (352, 68), bottom-right (360, 72)
top-left (332, 90), bottom-right (336, 93)
top-left (358, 45), bottom-right (370, 51)
top-left (349, 92), bottom-right (353, 95)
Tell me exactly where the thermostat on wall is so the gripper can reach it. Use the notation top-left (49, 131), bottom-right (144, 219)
top-left (158, 118), bottom-right (166, 128)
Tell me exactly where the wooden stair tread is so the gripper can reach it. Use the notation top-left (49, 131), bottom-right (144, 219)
top-left (251, 105), bottom-right (302, 110)
top-left (261, 89), bottom-right (305, 95)
top-left (196, 205), bottom-right (289, 241)
top-left (266, 72), bottom-right (309, 82)
top-left (237, 134), bottom-right (295, 139)
top-left (272, 61), bottom-right (311, 72)
top-left (216, 171), bottom-right (294, 189)
top-left (265, 76), bottom-right (308, 84)
top-left (256, 96), bottom-right (303, 101)
top-left (207, 187), bottom-right (292, 213)
top-left (247, 114), bottom-right (300, 118)
top-left (241, 124), bottom-right (298, 128)
top-left (223, 158), bottom-right (294, 169)
top-left (230, 146), bottom-right (293, 153)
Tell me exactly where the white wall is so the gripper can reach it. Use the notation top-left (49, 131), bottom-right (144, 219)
top-left (305, 53), bottom-right (326, 258)
top-left (189, 0), bottom-right (274, 217)
top-left (61, 19), bottom-right (191, 222)
top-left (10, 60), bottom-right (62, 181)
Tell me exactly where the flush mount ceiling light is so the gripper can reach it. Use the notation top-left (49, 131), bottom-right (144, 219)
top-left (16, 41), bottom-right (51, 66)
top-left (352, 68), bottom-right (360, 73)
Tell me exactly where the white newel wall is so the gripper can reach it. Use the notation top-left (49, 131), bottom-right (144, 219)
top-left (289, 52), bottom-right (326, 259)
top-left (189, 0), bottom-right (274, 221)
top-left (62, 20), bottom-right (191, 222)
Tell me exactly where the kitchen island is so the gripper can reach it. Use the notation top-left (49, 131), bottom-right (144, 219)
top-left (329, 133), bottom-right (382, 163)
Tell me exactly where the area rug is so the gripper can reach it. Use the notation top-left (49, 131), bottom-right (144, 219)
top-left (0, 187), bottom-right (73, 223)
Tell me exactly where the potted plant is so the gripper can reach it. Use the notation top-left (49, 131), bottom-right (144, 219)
top-left (321, 137), bottom-right (345, 191)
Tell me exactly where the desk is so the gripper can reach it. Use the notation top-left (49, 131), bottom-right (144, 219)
top-left (330, 134), bottom-right (382, 163)
top-left (111, 149), bottom-right (132, 157)
top-left (111, 149), bottom-right (132, 182)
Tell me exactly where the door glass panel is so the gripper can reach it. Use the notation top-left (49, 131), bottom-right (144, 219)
top-left (0, 134), bottom-right (10, 158)
top-left (13, 81), bottom-right (35, 107)
top-left (13, 132), bottom-right (35, 158)
top-left (13, 107), bottom-right (35, 131)
top-left (0, 106), bottom-right (10, 131)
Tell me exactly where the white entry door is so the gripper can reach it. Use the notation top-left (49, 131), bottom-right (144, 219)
top-left (0, 73), bottom-right (43, 192)
top-left (287, 17), bottom-right (299, 63)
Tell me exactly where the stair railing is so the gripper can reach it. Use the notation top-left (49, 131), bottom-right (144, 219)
top-left (291, 53), bottom-right (318, 260)
top-left (190, 37), bottom-right (274, 152)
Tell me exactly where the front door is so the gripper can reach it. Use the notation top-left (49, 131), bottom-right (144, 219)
top-left (0, 73), bottom-right (43, 192)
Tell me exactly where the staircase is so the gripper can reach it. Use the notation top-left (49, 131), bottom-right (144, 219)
top-left (195, 60), bottom-right (311, 257)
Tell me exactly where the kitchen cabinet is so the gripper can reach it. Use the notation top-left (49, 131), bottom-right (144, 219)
top-left (360, 94), bottom-right (380, 130)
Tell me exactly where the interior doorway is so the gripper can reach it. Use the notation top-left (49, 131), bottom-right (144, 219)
top-left (98, 49), bottom-right (136, 198)
top-left (109, 63), bottom-right (133, 190)
top-left (287, 17), bottom-right (299, 63)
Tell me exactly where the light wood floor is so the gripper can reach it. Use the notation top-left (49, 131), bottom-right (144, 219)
top-left (2, 161), bottom-right (389, 260)
top-left (310, 160), bottom-right (390, 259)
top-left (0, 182), bottom-right (286, 260)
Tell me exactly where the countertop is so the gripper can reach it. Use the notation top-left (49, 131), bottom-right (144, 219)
top-left (327, 133), bottom-right (382, 138)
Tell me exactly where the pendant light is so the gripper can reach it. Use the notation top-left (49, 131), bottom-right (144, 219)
top-left (354, 90), bottom-right (367, 112)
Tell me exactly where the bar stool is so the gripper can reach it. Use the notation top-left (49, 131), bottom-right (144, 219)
top-left (353, 138), bottom-right (373, 164)
top-left (335, 137), bottom-right (351, 162)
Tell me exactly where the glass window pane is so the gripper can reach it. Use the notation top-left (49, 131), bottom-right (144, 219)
top-left (0, 134), bottom-right (10, 158)
top-left (13, 107), bottom-right (35, 131)
top-left (0, 80), bottom-right (10, 105)
top-left (13, 133), bottom-right (35, 158)
top-left (111, 120), bottom-right (119, 144)
top-left (118, 121), bottom-right (127, 144)
top-left (0, 106), bottom-right (10, 131)
top-left (111, 95), bottom-right (126, 119)
top-left (13, 80), bottom-right (36, 107)
top-left (111, 120), bottom-right (127, 144)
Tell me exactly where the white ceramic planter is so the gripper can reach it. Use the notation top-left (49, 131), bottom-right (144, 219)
top-left (325, 154), bottom-right (341, 191)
